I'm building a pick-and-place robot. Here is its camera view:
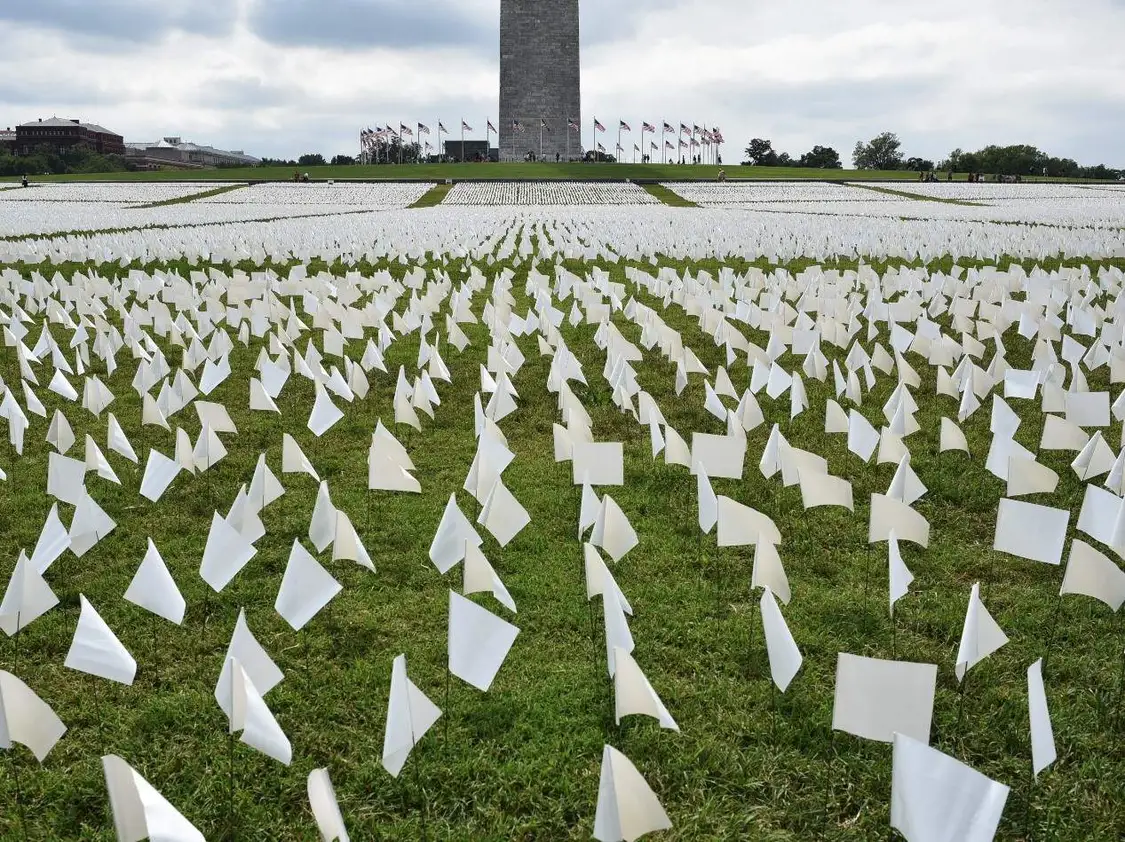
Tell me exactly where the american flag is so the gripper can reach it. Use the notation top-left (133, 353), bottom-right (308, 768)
top-left (399, 124), bottom-right (413, 137)
top-left (619, 121), bottom-right (631, 131)
top-left (690, 138), bottom-right (700, 148)
top-left (665, 140), bottom-right (674, 150)
top-left (597, 142), bottom-right (605, 152)
top-left (663, 122), bottom-right (675, 134)
top-left (713, 127), bottom-right (724, 144)
top-left (650, 141), bottom-right (658, 150)
top-left (680, 123), bottom-right (690, 135)
top-left (567, 118), bottom-right (580, 132)
top-left (487, 120), bottom-right (498, 134)
top-left (417, 123), bottom-right (430, 135)
top-left (679, 139), bottom-right (688, 148)
top-left (634, 143), bottom-right (640, 152)
top-left (594, 118), bottom-right (606, 133)
top-left (693, 124), bottom-right (701, 135)
top-left (541, 118), bottom-right (550, 131)
top-left (642, 122), bottom-right (656, 133)
top-left (512, 120), bottom-right (524, 132)
top-left (462, 120), bottom-right (473, 132)
top-left (438, 122), bottom-right (448, 134)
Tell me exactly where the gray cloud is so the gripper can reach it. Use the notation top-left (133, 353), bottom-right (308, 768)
top-left (581, 0), bottom-right (679, 46)
top-left (247, 0), bottom-right (493, 50)
top-left (0, 0), bottom-right (233, 43)
top-left (245, 0), bottom-right (671, 52)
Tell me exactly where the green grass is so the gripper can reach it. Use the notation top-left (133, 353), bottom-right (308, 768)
top-left (410, 183), bottom-right (454, 208)
top-left (0, 163), bottom-right (1061, 184)
top-left (846, 182), bottom-right (984, 206)
top-left (642, 184), bottom-right (699, 207)
top-left (1, 246), bottom-right (1125, 841)
top-left (134, 183), bottom-right (248, 208)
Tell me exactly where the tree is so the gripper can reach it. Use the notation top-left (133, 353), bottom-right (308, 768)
top-left (852, 132), bottom-right (905, 170)
top-left (330, 155), bottom-right (356, 166)
top-left (904, 157), bottom-right (935, 172)
top-left (744, 138), bottom-right (780, 167)
top-left (798, 146), bottom-right (842, 169)
top-left (298, 153), bottom-right (326, 167)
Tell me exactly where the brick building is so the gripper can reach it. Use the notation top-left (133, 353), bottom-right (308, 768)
top-left (498, 0), bottom-right (582, 162)
top-left (16, 118), bottom-right (125, 156)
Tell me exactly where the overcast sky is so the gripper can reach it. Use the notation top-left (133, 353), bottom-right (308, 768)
top-left (1, 0), bottom-right (1122, 165)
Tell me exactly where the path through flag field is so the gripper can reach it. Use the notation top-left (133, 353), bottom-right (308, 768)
top-left (2, 180), bottom-right (1125, 840)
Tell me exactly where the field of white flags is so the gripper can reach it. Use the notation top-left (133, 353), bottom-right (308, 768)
top-left (1, 181), bottom-right (1125, 840)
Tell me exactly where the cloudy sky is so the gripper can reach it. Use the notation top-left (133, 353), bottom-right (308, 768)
top-left (1, 0), bottom-right (1122, 165)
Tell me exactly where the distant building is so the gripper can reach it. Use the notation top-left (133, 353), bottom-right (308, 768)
top-left (16, 118), bottom-right (125, 156)
top-left (443, 140), bottom-right (499, 162)
top-left (0, 128), bottom-right (15, 150)
top-left (124, 137), bottom-right (261, 169)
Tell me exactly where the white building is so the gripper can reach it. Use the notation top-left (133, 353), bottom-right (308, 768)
top-left (124, 137), bottom-right (260, 169)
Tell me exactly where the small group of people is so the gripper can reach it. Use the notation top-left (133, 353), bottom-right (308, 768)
top-left (523, 152), bottom-right (565, 163)
top-left (291, 171), bottom-right (311, 182)
top-left (915, 171), bottom-right (1022, 183)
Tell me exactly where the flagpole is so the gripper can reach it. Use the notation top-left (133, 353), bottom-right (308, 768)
top-left (540, 119), bottom-right (544, 162)
top-left (566, 119), bottom-right (571, 162)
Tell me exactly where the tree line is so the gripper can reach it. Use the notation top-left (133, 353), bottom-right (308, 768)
top-left (743, 132), bottom-right (1121, 179)
top-left (0, 144), bottom-right (128, 177)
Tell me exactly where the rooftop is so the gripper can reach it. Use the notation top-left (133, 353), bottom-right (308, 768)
top-left (17, 117), bottom-right (121, 136)
top-left (126, 137), bottom-right (260, 164)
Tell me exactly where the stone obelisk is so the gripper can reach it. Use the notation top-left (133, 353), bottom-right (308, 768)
top-left (499, 0), bottom-right (581, 163)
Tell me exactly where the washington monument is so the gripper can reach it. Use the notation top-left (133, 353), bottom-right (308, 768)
top-left (499, 0), bottom-right (582, 162)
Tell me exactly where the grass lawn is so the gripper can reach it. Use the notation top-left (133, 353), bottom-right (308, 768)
top-left (1, 247), bottom-right (1124, 841)
top-left (3, 162), bottom-right (1100, 184)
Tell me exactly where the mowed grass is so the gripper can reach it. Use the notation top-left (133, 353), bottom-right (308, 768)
top-left (0, 246), bottom-right (1124, 841)
top-left (1, 163), bottom-right (1093, 185)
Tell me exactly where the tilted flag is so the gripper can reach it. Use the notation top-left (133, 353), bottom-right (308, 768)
top-left (663, 122), bottom-right (675, 133)
top-left (650, 141), bottom-right (658, 150)
top-left (594, 118), bottom-right (607, 133)
top-left (568, 118), bottom-right (580, 132)
top-left (678, 139), bottom-right (688, 148)
top-left (665, 140), bottom-right (675, 150)
top-left (487, 119), bottom-right (498, 134)
top-left (634, 144), bottom-right (640, 152)
top-left (642, 122), bottom-right (656, 133)
top-left (541, 118), bottom-right (550, 131)
top-left (597, 142), bottom-right (606, 153)
top-left (461, 120), bottom-right (472, 132)
top-left (438, 122), bottom-right (448, 133)
top-left (680, 123), bottom-right (690, 134)
top-left (693, 123), bottom-right (702, 135)
top-left (417, 123), bottom-right (430, 135)
top-left (399, 124), bottom-right (413, 136)
top-left (512, 120), bottom-right (524, 132)
top-left (619, 121), bottom-right (631, 131)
